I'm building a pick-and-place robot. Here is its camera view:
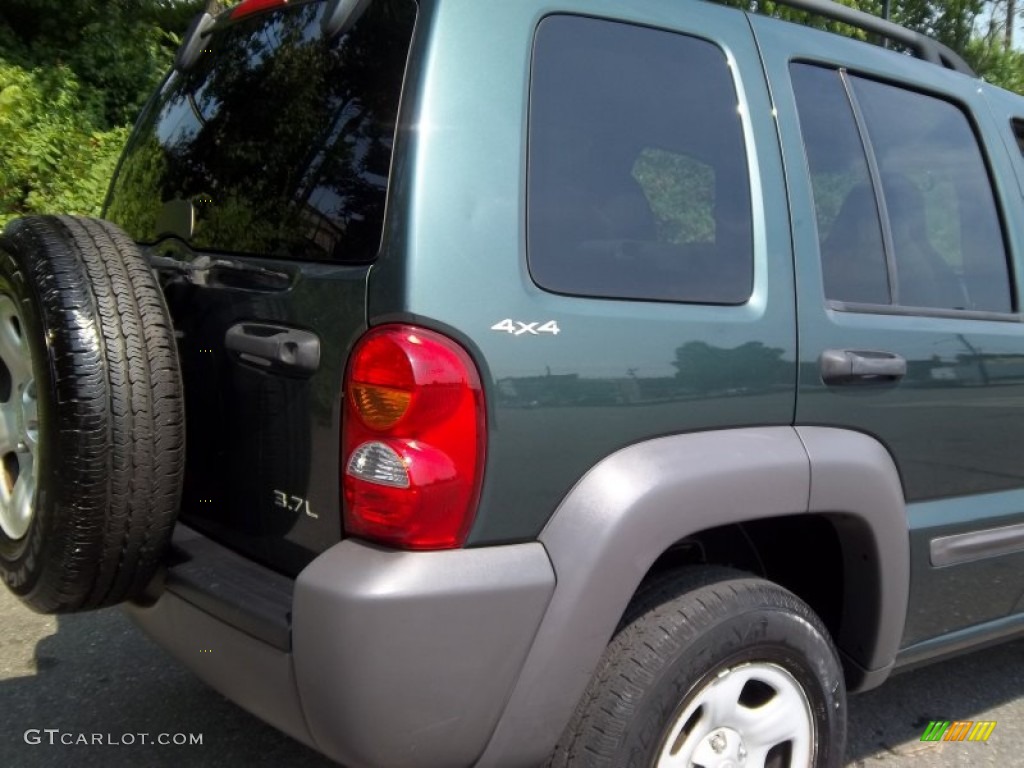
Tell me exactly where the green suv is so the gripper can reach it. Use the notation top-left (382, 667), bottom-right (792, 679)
top-left (2, 0), bottom-right (1024, 765)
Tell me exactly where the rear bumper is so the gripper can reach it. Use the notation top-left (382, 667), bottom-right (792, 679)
top-left (125, 525), bottom-right (555, 768)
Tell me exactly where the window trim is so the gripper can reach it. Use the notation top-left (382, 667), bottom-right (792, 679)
top-left (826, 299), bottom-right (1022, 323)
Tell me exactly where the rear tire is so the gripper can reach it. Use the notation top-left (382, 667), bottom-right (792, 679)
top-left (549, 567), bottom-right (847, 768)
top-left (0, 215), bottom-right (184, 612)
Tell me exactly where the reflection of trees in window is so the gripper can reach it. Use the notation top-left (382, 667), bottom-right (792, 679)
top-left (107, 0), bottom-right (415, 263)
top-left (106, 135), bottom-right (168, 237)
top-left (807, 171), bottom-right (866, 242)
top-left (903, 172), bottom-right (960, 270)
top-left (631, 149), bottom-right (715, 244)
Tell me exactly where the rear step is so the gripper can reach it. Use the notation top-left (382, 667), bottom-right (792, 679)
top-left (158, 525), bottom-right (293, 651)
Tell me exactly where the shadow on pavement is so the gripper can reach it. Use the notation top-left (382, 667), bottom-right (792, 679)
top-left (846, 637), bottom-right (1024, 762)
top-left (0, 604), bottom-right (336, 767)
top-left (1, 589), bottom-right (1022, 767)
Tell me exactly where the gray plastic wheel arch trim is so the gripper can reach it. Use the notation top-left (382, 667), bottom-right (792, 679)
top-left (476, 426), bottom-right (909, 767)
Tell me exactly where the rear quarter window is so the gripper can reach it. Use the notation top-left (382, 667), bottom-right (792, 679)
top-left (527, 15), bottom-right (754, 305)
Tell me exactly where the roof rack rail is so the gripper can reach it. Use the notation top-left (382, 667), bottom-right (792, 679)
top-left (755, 0), bottom-right (977, 77)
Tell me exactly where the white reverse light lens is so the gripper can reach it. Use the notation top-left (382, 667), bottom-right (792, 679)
top-left (346, 441), bottom-right (410, 488)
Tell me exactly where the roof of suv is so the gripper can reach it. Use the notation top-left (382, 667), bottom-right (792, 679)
top-left (747, 0), bottom-right (975, 75)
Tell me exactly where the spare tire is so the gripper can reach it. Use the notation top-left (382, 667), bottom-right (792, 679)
top-left (0, 215), bottom-right (184, 613)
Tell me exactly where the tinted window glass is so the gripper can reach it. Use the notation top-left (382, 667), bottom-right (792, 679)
top-left (790, 64), bottom-right (890, 305)
top-left (852, 77), bottom-right (1012, 313)
top-left (528, 16), bottom-right (753, 304)
top-left (792, 63), bottom-right (1012, 314)
top-left (106, 0), bottom-right (416, 263)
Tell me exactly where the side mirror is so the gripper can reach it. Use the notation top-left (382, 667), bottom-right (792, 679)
top-left (321, 0), bottom-right (373, 39)
top-left (175, 11), bottom-right (216, 72)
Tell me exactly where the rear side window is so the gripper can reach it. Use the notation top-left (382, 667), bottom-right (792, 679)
top-left (106, 0), bottom-right (417, 263)
top-left (527, 16), bottom-right (754, 305)
top-left (789, 65), bottom-right (890, 305)
top-left (792, 64), bottom-right (1013, 314)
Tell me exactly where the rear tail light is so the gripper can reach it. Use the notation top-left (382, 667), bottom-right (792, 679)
top-left (342, 325), bottom-right (486, 550)
top-left (230, 0), bottom-right (291, 21)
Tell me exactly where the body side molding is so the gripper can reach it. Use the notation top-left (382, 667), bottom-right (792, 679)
top-left (930, 521), bottom-right (1024, 567)
top-left (477, 426), bottom-right (909, 767)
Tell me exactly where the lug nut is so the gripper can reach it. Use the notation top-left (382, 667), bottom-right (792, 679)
top-left (710, 731), bottom-right (727, 754)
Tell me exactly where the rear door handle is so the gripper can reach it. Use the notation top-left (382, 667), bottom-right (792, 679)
top-left (819, 349), bottom-right (906, 385)
top-left (225, 323), bottom-right (320, 375)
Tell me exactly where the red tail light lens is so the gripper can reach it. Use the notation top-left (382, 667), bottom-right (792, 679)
top-left (342, 325), bottom-right (486, 550)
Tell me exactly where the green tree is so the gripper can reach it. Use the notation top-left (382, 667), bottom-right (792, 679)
top-left (727, 1), bottom-right (1024, 91)
top-left (4, 0), bottom-right (1024, 228)
top-left (0, 63), bottom-right (128, 218)
top-left (0, 0), bottom-right (204, 225)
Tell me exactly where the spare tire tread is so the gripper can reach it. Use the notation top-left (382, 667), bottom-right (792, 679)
top-left (63, 215), bottom-right (150, 608)
top-left (92, 218), bottom-right (185, 598)
top-left (0, 215), bottom-right (184, 612)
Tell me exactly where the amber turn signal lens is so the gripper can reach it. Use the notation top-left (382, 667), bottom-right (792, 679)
top-left (351, 384), bottom-right (412, 430)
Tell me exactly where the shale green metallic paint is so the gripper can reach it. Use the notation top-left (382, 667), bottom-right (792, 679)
top-left (107, 1), bottom-right (1024, 760)
top-left (371, 0), bottom-right (798, 544)
top-left (756, 14), bottom-right (1024, 648)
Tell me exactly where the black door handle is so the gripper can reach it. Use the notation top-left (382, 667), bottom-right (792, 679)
top-left (819, 349), bottom-right (906, 384)
top-left (225, 323), bottom-right (320, 375)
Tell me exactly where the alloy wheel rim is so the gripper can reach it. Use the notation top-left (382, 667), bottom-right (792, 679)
top-left (0, 295), bottom-right (39, 540)
top-left (655, 661), bottom-right (815, 768)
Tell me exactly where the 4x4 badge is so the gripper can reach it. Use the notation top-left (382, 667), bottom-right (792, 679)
top-left (491, 319), bottom-right (561, 337)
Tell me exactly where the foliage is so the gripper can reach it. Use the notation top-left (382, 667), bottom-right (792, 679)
top-left (632, 149), bottom-right (717, 244)
top-left (0, 62), bottom-right (128, 223)
top-left (0, 0), bottom-right (204, 225)
top-left (0, 1), bottom-right (203, 124)
top-left (732, 0), bottom-right (1024, 90)
top-left (3, 0), bottom-right (1024, 228)
top-left (968, 35), bottom-right (1024, 92)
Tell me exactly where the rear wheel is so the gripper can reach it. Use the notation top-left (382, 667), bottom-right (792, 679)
top-left (0, 215), bottom-right (184, 613)
top-left (549, 567), bottom-right (846, 768)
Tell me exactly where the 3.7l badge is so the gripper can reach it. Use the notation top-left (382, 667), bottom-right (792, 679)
top-left (273, 490), bottom-right (317, 519)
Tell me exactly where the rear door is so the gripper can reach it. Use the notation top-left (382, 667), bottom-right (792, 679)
top-left (105, 0), bottom-right (418, 575)
top-left (753, 15), bottom-right (1024, 651)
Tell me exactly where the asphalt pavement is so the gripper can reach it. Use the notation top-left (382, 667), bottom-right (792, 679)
top-left (0, 584), bottom-right (1021, 767)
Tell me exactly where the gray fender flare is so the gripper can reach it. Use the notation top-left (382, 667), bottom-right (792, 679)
top-left (476, 426), bottom-right (908, 767)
